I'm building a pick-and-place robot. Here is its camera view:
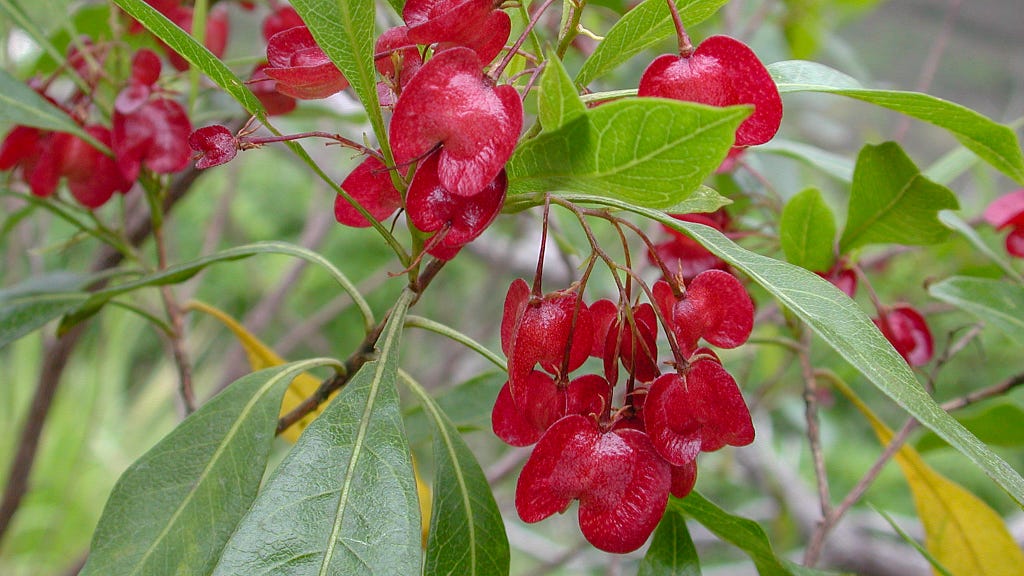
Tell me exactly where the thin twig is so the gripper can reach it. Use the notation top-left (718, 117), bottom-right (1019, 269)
top-left (798, 330), bottom-right (832, 522)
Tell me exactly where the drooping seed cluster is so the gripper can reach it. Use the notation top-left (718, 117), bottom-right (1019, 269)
top-left (493, 269), bottom-right (757, 553)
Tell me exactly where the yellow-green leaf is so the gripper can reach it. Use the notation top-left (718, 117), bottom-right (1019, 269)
top-left (835, 381), bottom-right (1024, 576)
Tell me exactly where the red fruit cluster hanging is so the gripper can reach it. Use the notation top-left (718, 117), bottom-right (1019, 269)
top-left (493, 267), bottom-right (756, 553)
top-left (330, 0), bottom-right (521, 260)
top-left (1, 40), bottom-right (194, 209)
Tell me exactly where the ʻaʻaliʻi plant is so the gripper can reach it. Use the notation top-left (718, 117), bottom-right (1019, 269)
top-left (2, 0), bottom-right (1024, 574)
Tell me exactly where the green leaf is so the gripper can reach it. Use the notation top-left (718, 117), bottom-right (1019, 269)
top-left (929, 276), bottom-right (1024, 346)
top-left (538, 53), bottom-right (586, 132)
top-left (638, 505), bottom-right (701, 576)
top-left (81, 360), bottom-right (341, 576)
top-left (938, 210), bottom-right (1024, 282)
top-left (508, 99), bottom-right (748, 209)
top-left (561, 193), bottom-right (1024, 506)
top-left (404, 372), bottom-right (506, 443)
top-left (917, 400), bottom-right (1024, 452)
top-left (758, 139), bottom-right (854, 182)
top-left (0, 274), bottom-right (89, 349)
top-left (401, 371), bottom-right (510, 576)
top-left (769, 60), bottom-right (1024, 184)
top-left (113, 0), bottom-right (264, 117)
top-left (575, 0), bottom-right (729, 87)
top-left (0, 68), bottom-right (107, 152)
top-left (839, 142), bottom-right (959, 252)
top-left (61, 241), bottom-right (373, 333)
top-left (291, 0), bottom-right (388, 159)
top-left (780, 188), bottom-right (836, 271)
top-left (673, 493), bottom-right (825, 576)
top-left (659, 185), bottom-right (733, 215)
top-left (213, 290), bottom-right (420, 576)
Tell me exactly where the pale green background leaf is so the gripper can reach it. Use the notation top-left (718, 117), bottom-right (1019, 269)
top-left (917, 400), bottom-right (1024, 452)
top-left (0, 68), bottom-right (107, 152)
top-left (769, 60), bottom-right (1024, 184)
top-left (929, 276), bottom-right (1024, 346)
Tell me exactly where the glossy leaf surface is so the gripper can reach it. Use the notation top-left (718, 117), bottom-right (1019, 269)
top-left (508, 99), bottom-right (747, 208)
top-left (81, 360), bottom-right (341, 576)
top-left (402, 372), bottom-right (510, 576)
top-left (538, 53), bottom-right (585, 132)
top-left (674, 493), bottom-right (825, 576)
top-left (213, 290), bottom-right (420, 575)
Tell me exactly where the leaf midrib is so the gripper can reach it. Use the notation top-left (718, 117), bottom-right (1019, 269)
top-left (128, 363), bottom-right (312, 575)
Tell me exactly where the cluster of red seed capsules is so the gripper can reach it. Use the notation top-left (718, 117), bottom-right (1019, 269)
top-left (493, 262), bottom-right (757, 553)
top-left (189, 0), bottom-right (524, 261)
top-left (2, 0), bottom-right (246, 208)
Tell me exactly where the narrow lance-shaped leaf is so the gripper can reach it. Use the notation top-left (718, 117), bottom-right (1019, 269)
top-left (840, 142), bottom-right (959, 253)
top-left (769, 60), bottom-right (1024, 184)
top-left (538, 53), bottom-right (586, 132)
top-left (113, 0), bottom-right (264, 117)
top-left (0, 68), bottom-right (107, 152)
top-left (507, 99), bottom-right (748, 209)
top-left (833, 378), bottom-right (1024, 576)
top-left (557, 193), bottom-right (1024, 506)
top-left (576, 0), bottom-right (729, 87)
top-left (213, 289), bottom-right (421, 575)
top-left (401, 371), bottom-right (510, 576)
top-left (939, 210), bottom-right (1024, 282)
top-left (638, 505), bottom-right (702, 576)
top-left (673, 493), bottom-right (826, 576)
top-left (81, 360), bottom-right (343, 576)
top-left (929, 276), bottom-right (1024, 346)
top-left (0, 273), bottom-right (90, 349)
top-left (61, 241), bottom-right (373, 333)
top-left (780, 188), bottom-right (836, 271)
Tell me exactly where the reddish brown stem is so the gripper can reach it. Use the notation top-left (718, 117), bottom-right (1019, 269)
top-left (664, 0), bottom-right (694, 57)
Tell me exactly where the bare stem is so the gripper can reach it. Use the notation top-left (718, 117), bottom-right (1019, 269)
top-left (664, 0), bottom-right (694, 56)
top-left (798, 330), bottom-right (832, 522)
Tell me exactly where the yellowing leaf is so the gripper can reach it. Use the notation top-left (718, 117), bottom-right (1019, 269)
top-left (187, 300), bottom-right (330, 442)
top-left (413, 456), bottom-right (432, 546)
top-left (836, 381), bottom-right (1024, 576)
